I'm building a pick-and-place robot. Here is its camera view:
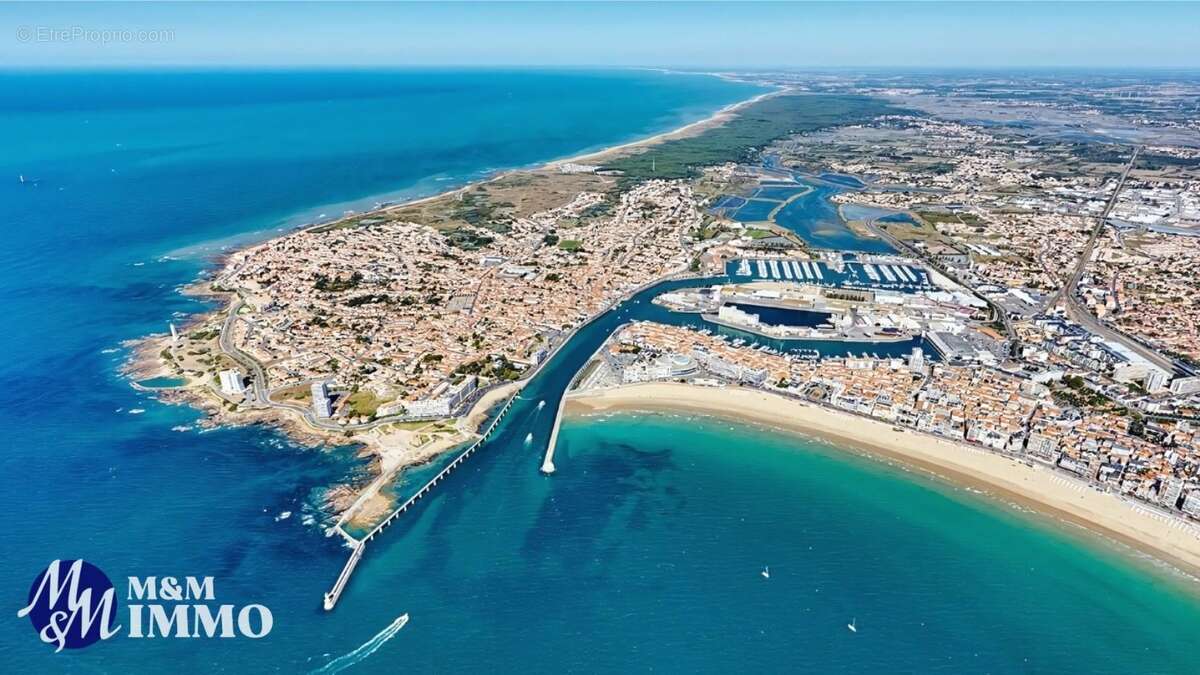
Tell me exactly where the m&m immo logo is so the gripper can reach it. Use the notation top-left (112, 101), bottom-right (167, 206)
top-left (18, 559), bottom-right (121, 652)
top-left (18, 559), bottom-right (274, 652)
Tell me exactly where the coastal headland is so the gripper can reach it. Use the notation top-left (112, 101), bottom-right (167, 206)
top-left (122, 70), bottom-right (1200, 608)
top-left (128, 87), bottom-right (901, 533)
top-left (565, 382), bottom-right (1200, 580)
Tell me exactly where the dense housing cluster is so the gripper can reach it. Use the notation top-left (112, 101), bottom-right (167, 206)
top-left (598, 320), bottom-right (1200, 516)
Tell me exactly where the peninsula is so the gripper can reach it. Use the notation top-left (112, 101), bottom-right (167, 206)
top-left (133, 71), bottom-right (1200, 596)
top-left (132, 90), bottom-right (897, 530)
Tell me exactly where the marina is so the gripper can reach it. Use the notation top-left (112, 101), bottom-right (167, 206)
top-left (726, 257), bottom-right (936, 292)
top-left (8, 7), bottom-right (1200, 671)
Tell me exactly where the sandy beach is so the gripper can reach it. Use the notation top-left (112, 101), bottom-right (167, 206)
top-left (565, 382), bottom-right (1200, 581)
top-left (543, 87), bottom-right (783, 168)
top-left (301, 86), bottom-right (782, 232)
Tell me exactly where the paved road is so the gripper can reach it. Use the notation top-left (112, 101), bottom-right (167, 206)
top-left (214, 295), bottom-right (511, 433)
top-left (218, 297), bottom-right (270, 406)
top-left (1063, 293), bottom-right (1176, 372)
top-left (218, 297), bottom-right (366, 429)
top-left (864, 218), bottom-right (1013, 339)
top-left (1042, 145), bottom-right (1141, 312)
top-left (1040, 146), bottom-right (1176, 373)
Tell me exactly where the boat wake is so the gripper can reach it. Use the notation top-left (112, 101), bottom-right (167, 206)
top-left (310, 613), bottom-right (409, 674)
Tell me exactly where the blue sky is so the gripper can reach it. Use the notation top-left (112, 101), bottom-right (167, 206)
top-left (3, 2), bottom-right (1199, 69)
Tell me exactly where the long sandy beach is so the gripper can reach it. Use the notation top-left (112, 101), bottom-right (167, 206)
top-left (304, 86), bottom-right (781, 232)
top-left (566, 382), bottom-right (1200, 580)
top-left (543, 87), bottom-right (782, 168)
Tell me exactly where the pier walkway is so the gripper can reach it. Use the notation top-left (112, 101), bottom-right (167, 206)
top-left (540, 398), bottom-right (565, 474)
top-left (323, 393), bottom-right (517, 611)
top-left (540, 331), bottom-right (617, 476)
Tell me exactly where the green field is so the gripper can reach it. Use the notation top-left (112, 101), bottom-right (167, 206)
top-left (603, 93), bottom-right (900, 181)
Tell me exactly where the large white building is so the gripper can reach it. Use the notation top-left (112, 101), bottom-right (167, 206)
top-left (311, 381), bottom-right (333, 418)
top-left (1170, 376), bottom-right (1200, 396)
top-left (1159, 478), bottom-right (1185, 509)
top-left (1106, 339), bottom-right (1171, 393)
top-left (907, 347), bottom-right (925, 374)
top-left (717, 304), bottom-right (761, 328)
top-left (218, 369), bottom-right (245, 396)
top-left (691, 349), bottom-right (768, 385)
top-left (1182, 490), bottom-right (1200, 518)
top-left (620, 354), bottom-right (697, 384)
top-left (380, 375), bottom-right (479, 419)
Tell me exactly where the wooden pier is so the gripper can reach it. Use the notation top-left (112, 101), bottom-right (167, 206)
top-left (322, 393), bottom-right (517, 611)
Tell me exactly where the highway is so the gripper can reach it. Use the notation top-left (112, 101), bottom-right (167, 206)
top-left (1042, 145), bottom-right (1140, 311)
top-left (1041, 146), bottom-right (1176, 373)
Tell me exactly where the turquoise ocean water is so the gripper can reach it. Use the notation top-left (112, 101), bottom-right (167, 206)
top-left (1, 68), bottom-right (1197, 673)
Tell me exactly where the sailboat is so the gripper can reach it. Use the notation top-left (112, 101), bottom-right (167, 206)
top-left (760, 566), bottom-right (770, 579)
top-left (847, 618), bottom-right (857, 633)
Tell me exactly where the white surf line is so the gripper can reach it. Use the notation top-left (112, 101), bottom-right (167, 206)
top-left (311, 614), bottom-right (410, 674)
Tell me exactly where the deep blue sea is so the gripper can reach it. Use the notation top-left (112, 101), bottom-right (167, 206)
top-left (2, 68), bottom-right (1199, 673)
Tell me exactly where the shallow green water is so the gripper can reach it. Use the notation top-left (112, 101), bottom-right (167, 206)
top-left (519, 411), bottom-right (1200, 673)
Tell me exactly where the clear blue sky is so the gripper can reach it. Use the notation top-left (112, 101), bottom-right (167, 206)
top-left (3, 1), bottom-right (1198, 69)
